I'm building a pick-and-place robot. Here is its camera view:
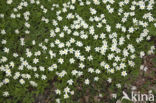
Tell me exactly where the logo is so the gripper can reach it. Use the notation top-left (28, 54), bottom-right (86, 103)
top-left (121, 91), bottom-right (154, 102)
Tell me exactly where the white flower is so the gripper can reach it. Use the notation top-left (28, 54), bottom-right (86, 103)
top-left (74, 50), bottom-right (80, 58)
top-left (128, 27), bottom-right (134, 33)
top-left (19, 79), bottom-right (25, 84)
top-left (25, 30), bottom-right (30, 34)
top-left (1, 29), bottom-right (6, 35)
top-left (116, 83), bottom-right (121, 88)
top-left (71, 0), bottom-right (76, 4)
top-left (120, 63), bottom-right (126, 69)
top-left (140, 51), bottom-right (145, 58)
top-left (22, 60), bottom-right (28, 66)
top-left (33, 58), bottom-right (39, 64)
top-left (76, 41), bottom-right (83, 47)
top-left (84, 79), bottom-right (90, 85)
top-left (64, 93), bottom-right (69, 99)
top-left (123, 49), bottom-right (129, 57)
top-left (121, 71), bottom-right (127, 77)
top-left (57, 70), bottom-right (67, 78)
top-left (7, 0), bottom-right (13, 4)
top-left (34, 73), bottom-right (39, 78)
top-left (13, 72), bottom-right (20, 79)
top-left (67, 79), bottom-right (74, 85)
top-left (64, 87), bottom-right (70, 93)
top-left (107, 78), bottom-right (112, 83)
top-left (13, 53), bottom-right (18, 58)
top-left (79, 56), bottom-right (85, 61)
top-left (41, 75), bottom-right (47, 80)
top-left (0, 14), bottom-right (4, 18)
top-left (0, 82), bottom-right (4, 87)
top-left (69, 58), bottom-right (75, 64)
top-left (93, 35), bottom-right (98, 40)
top-left (20, 38), bottom-right (25, 46)
top-left (77, 71), bottom-right (83, 77)
top-left (55, 27), bottom-right (60, 33)
top-left (121, 26), bottom-right (126, 32)
top-left (93, 0), bottom-right (100, 5)
top-left (79, 63), bottom-right (85, 69)
top-left (90, 8), bottom-right (97, 15)
top-left (55, 89), bottom-right (61, 95)
top-left (30, 0), bottom-right (35, 4)
top-left (108, 8), bottom-right (114, 13)
top-left (71, 70), bottom-right (78, 75)
top-left (95, 69), bottom-right (101, 74)
top-left (18, 65), bottom-right (23, 70)
top-left (100, 61), bottom-right (105, 67)
top-left (1, 39), bottom-right (7, 44)
top-left (94, 77), bottom-right (99, 81)
top-left (108, 53), bottom-right (114, 60)
top-left (39, 66), bottom-right (45, 71)
top-left (85, 46), bottom-right (91, 52)
top-left (100, 33), bottom-right (106, 39)
top-left (48, 66), bottom-right (54, 71)
top-left (106, 25), bottom-right (111, 32)
top-left (130, 5), bottom-right (136, 10)
top-left (119, 37), bottom-right (125, 45)
top-left (30, 81), bottom-right (38, 87)
top-left (105, 64), bottom-right (110, 69)
top-left (86, 1), bottom-right (91, 5)
top-left (143, 66), bottom-right (148, 71)
top-left (112, 93), bottom-right (117, 98)
top-left (5, 69), bottom-right (11, 76)
top-left (110, 45), bottom-right (116, 52)
top-left (70, 90), bottom-right (74, 95)
top-left (3, 47), bottom-right (9, 53)
top-left (56, 98), bottom-right (61, 103)
top-left (25, 22), bottom-right (30, 28)
top-left (3, 91), bottom-right (9, 97)
top-left (58, 58), bottom-right (64, 64)
top-left (3, 78), bottom-right (9, 84)
top-left (88, 68), bottom-right (94, 73)
top-left (26, 51), bottom-right (32, 57)
top-left (88, 55), bottom-right (93, 61)
top-left (109, 69), bottom-right (115, 73)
